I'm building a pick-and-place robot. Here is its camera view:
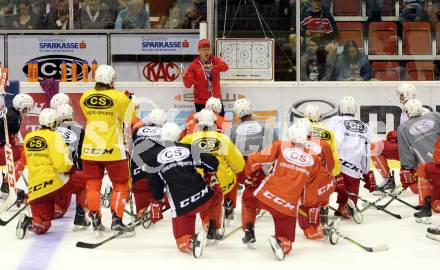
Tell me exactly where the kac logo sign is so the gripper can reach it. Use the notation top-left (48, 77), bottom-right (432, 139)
top-left (22, 55), bottom-right (90, 81)
top-left (143, 62), bottom-right (180, 82)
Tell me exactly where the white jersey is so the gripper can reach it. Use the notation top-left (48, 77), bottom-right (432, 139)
top-left (325, 115), bottom-right (371, 178)
top-left (400, 111), bottom-right (408, 124)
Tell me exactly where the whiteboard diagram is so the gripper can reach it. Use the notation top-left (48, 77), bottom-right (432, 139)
top-left (216, 38), bottom-right (274, 81)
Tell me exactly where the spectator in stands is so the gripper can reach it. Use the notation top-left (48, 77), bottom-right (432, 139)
top-left (114, 0), bottom-right (150, 29)
top-left (78, 0), bottom-right (114, 29)
top-left (0, 0), bottom-right (14, 17)
top-left (27, 0), bottom-right (45, 18)
top-left (276, 44), bottom-right (296, 81)
top-left (335, 40), bottom-right (372, 81)
top-left (366, 0), bottom-right (384, 25)
top-left (300, 0), bottom-right (337, 59)
top-left (300, 36), bottom-right (335, 81)
top-left (7, 0), bottom-right (40, 29)
top-left (46, 0), bottom-right (79, 29)
top-left (179, 2), bottom-right (206, 29)
top-left (425, 0), bottom-right (440, 29)
top-left (399, 0), bottom-right (426, 23)
top-left (116, 0), bottom-right (129, 12)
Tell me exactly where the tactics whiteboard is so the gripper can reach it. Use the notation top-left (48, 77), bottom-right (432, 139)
top-left (216, 38), bottom-right (274, 81)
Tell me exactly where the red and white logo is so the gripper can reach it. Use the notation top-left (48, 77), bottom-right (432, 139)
top-left (282, 148), bottom-right (314, 167)
top-left (143, 62), bottom-right (180, 82)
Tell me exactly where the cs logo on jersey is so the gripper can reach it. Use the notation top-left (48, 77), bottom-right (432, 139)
top-left (157, 146), bottom-right (190, 164)
top-left (344, 120), bottom-right (367, 134)
top-left (312, 128), bottom-right (331, 141)
top-left (236, 121), bottom-right (263, 136)
top-left (193, 138), bottom-right (221, 152)
top-left (137, 126), bottom-right (161, 138)
top-left (56, 127), bottom-right (78, 144)
top-left (26, 136), bottom-right (48, 151)
top-left (84, 94), bottom-right (114, 109)
top-left (410, 119), bottom-right (435, 135)
top-left (282, 148), bottom-right (314, 167)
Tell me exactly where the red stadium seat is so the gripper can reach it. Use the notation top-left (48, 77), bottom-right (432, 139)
top-left (366, 0), bottom-right (396, 16)
top-left (368, 22), bottom-right (398, 55)
top-left (336, 22), bottom-right (364, 48)
top-left (406, 62), bottom-right (435, 81)
top-left (372, 62), bottom-right (400, 81)
top-left (333, 0), bottom-right (361, 16)
top-left (403, 22), bottom-right (431, 55)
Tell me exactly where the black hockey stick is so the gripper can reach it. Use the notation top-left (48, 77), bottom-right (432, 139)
top-left (298, 208), bottom-right (388, 252)
top-left (75, 207), bottom-right (170, 249)
top-left (361, 179), bottom-right (419, 210)
top-left (359, 184), bottom-right (403, 213)
top-left (0, 203), bottom-right (28, 226)
top-left (347, 192), bottom-right (403, 219)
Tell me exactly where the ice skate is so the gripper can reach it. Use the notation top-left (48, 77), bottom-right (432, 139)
top-left (242, 223), bottom-right (256, 250)
top-left (268, 236), bottom-right (285, 261)
top-left (73, 206), bottom-right (91, 232)
top-left (415, 197), bottom-right (432, 224)
top-left (191, 231), bottom-right (206, 258)
top-left (224, 199), bottom-right (234, 224)
top-left (16, 213), bottom-right (32, 240)
top-left (426, 225), bottom-right (440, 242)
top-left (207, 219), bottom-right (223, 245)
top-left (90, 211), bottom-right (106, 237)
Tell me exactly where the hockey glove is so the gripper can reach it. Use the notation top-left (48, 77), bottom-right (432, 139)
top-left (205, 172), bottom-right (221, 191)
top-left (363, 171), bottom-right (376, 193)
top-left (400, 168), bottom-right (416, 189)
top-left (308, 207), bottom-right (320, 224)
top-left (149, 200), bottom-right (163, 224)
top-left (334, 174), bottom-right (345, 193)
top-left (244, 170), bottom-right (265, 188)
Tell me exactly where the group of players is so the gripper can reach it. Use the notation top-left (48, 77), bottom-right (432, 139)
top-left (1, 65), bottom-right (440, 260)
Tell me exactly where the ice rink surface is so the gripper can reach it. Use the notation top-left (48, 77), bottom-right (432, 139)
top-left (0, 177), bottom-right (439, 270)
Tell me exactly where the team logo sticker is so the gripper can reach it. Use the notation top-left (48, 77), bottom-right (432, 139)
top-left (344, 120), bottom-right (367, 134)
top-left (410, 119), bottom-right (435, 135)
top-left (236, 121), bottom-right (263, 136)
top-left (193, 138), bottom-right (221, 152)
top-left (157, 146), bottom-right (190, 164)
top-left (282, 148), bottom-right (314, 167)
top-left (84, 94), bottom-right (114, 109)
top-left (312, 127), bottom-right (331, 141)
top-left (56, 126), bottom-right (78, 143)
top-left (26, 136), bottom-right (48, 151)
top-left (137, 126), bottom-right (161, 138)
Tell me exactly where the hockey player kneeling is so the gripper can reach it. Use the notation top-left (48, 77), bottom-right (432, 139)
top-left (181, 109), bottom-right (245, 227)
top-left (326, 96), bottom-right (376, 220)
top-left (130, 108), bottom-right (167, 217)
top-left (242, 123), bottom-right (327, 261)
top-left (295, 118), bottom-right (335, 240)
top-left (143, 123), bottom-right (222, 258)
top-left (398, 99), bottom-right (440, 223)
top-left (16, 108), bottom-right (73, 239)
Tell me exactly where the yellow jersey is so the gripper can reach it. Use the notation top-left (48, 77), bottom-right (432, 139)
top-left (80, 89), bottom-right (135, 161)
top-left (24, 129), bottom-right (72, 201)
top-left (311, 122), bottom-right (341, 176)
top-left (181, 131), bottom-right (245, 194)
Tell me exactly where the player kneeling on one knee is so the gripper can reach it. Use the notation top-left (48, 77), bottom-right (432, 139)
top-left (142, 123), bottom-right (222, 258)
top-left (242, 123), bottom-right (328, 260)
top-left (16, 108), bottom-right (73, 239)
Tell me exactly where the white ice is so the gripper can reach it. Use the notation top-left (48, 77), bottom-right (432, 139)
top-left (0, 174), bottom-right (439, 270)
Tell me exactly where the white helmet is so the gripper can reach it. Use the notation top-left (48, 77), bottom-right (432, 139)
top-left (339, 96), bottom-right (357, 115)
top-left (160, 122), bottom-right (180, 142)
top-left (13, 93), bottom-right (35, 115)
top-left (39, 108), bottom-right (59, 129)
top-left (233, 98), bottom-right (252, 118)
top-left (294, 118), bottom-right (312, 136)
top-left (205, 97), bottom-right (222, 114)
top-left (50, 93), bottom-right (70, 109)
top-left (57, 103), bottom-right (74, 122)
top-left (196, 109), bottom-right (216, 128)
top-left (95, 65), bottom-right (116, 86)
top-left (288, 123), bottom-right (308, 144)
top-left (397, 82), bottom-right (416, 104)
top-left (404, 99), bottom-right (423, 118)
top-left (148, 109), bottom-right (167, 127)
top-left (304, 104), bottom-right (322, 122)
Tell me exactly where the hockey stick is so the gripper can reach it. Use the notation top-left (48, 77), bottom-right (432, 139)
top-left (0, 68), bottom-right (18, 216)
top-left (297, 208), bottom-right (389, 252)
top-left (359, 184), bottom-right (403, 213)
top-left (347, 192), bottom-right (403, 219)
top-left (361, 179), bottom-right (419, 210)
top-left (0, 203), bottom-right (28, 226)
top-left (76, 207), bottom-right (170, 249)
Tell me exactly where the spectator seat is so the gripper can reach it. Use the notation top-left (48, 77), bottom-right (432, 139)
top-left (406, 62), bottom-right (435, 81)
top-left (372, 62), bottom-right (400, 81)
top-left (403, 22), bottom-right (431, 55)
top-left (333, 0), bottom-right (361, 16)
top-left (366, 0), bottom-right (396, 16)
top-left (336, 22), bottom-right (364, 48)
top-left (368, 22), bottom-right (398, 55)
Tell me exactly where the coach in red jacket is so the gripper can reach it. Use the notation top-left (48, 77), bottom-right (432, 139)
top-left (183, 39), bottom-right (228, 115)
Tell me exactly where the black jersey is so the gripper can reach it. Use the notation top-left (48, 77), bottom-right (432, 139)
top-left (56, 121), bottom-right (85, 171)
top-left (143, 142), bottom-right (219, 217)
top-left (0, 107), bottom-right (21, 146)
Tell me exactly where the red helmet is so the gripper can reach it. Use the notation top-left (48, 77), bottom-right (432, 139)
top-left (386, 131), bottom-right (398, 143)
